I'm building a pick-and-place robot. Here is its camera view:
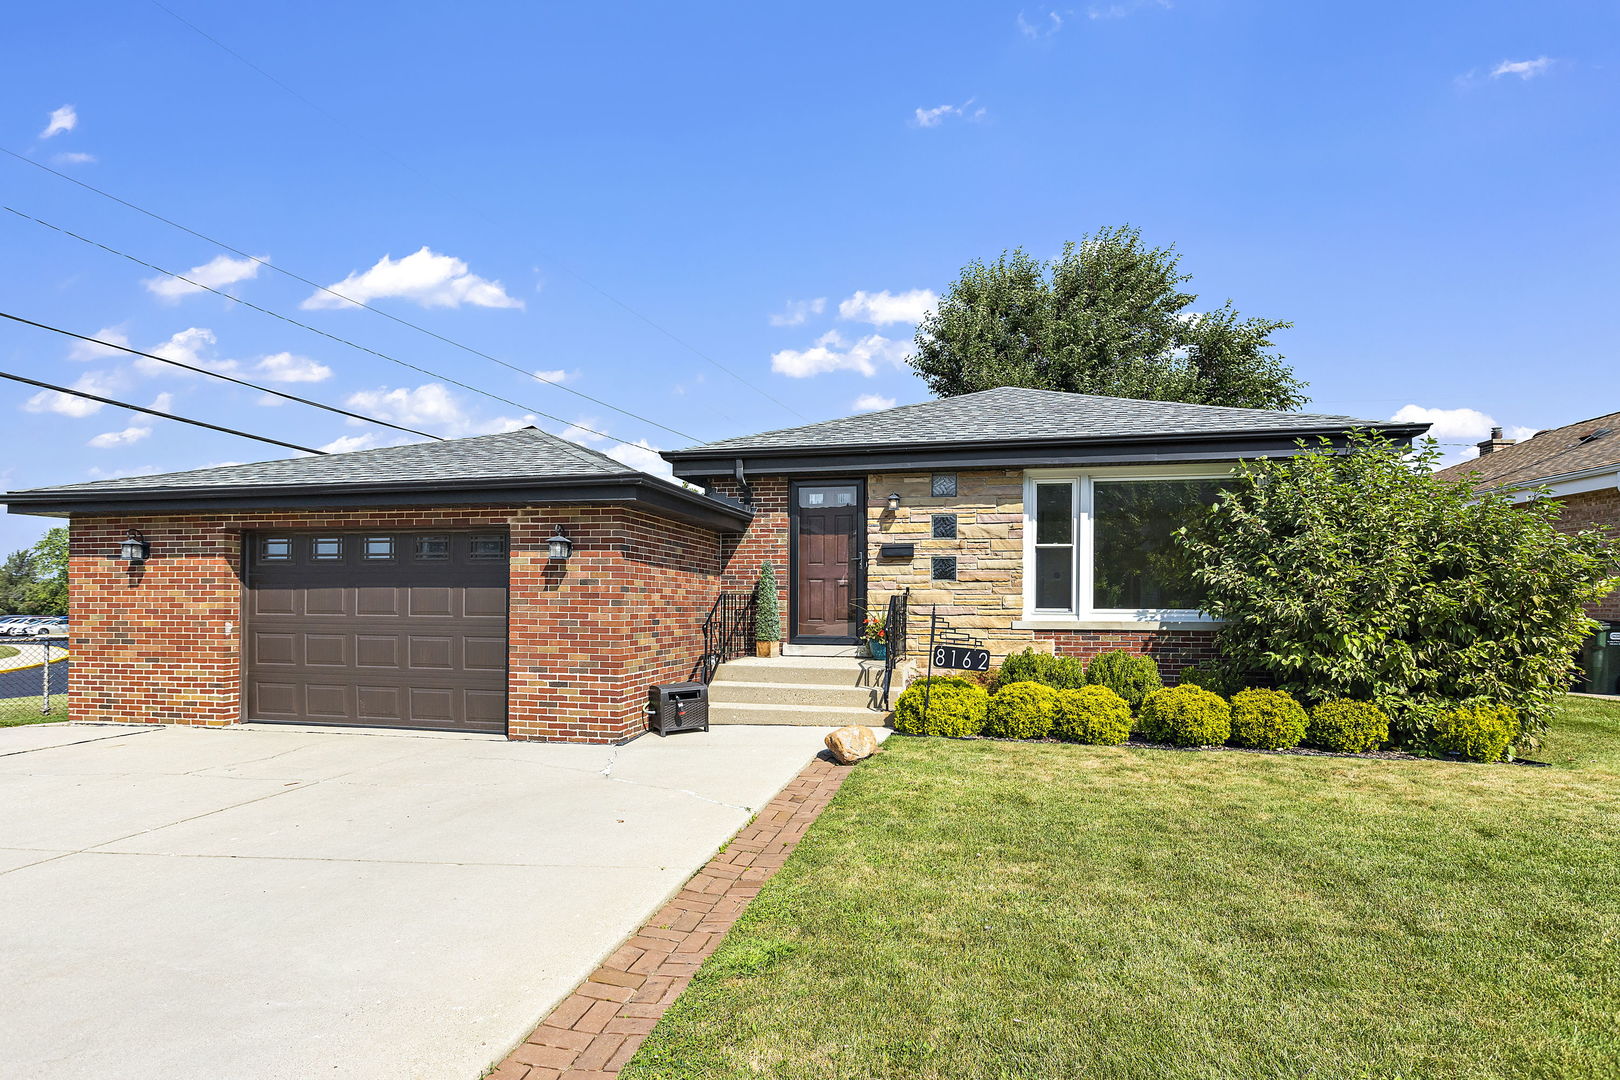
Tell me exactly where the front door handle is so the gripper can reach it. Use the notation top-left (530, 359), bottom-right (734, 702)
top-left (837, 578), bottom-right (849, 587)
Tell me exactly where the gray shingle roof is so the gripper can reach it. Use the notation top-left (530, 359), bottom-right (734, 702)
top-left (665, 387), bottom-right (1415, 456)
top-left (9, 427), bottom-right (638, 496)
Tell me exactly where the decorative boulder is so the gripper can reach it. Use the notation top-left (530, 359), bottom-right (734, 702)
top-left (824, 725), bottom-right (879, 764)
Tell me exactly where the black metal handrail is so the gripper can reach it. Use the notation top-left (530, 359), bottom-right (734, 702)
top-left (879, 588), bottom-right (909, 709)
top-left (699, 591), bottom-right (756, 683)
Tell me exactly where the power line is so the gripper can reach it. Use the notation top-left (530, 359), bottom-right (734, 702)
top-left (0, 310), bottom-right (442, 441)
top-left (0, 370), bottom-right (323, 455)
top-left (0, 201), bottom-right (633, 446)
top-left (1, 151), bottom-right (709, 440)
top-left (147, 3), bottom-right (808, 422)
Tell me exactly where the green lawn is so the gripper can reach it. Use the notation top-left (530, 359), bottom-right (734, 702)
top-left (625, 697), bottom-right (1620, 1080)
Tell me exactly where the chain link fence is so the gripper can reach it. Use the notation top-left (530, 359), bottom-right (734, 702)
top-left (0, 636), bottom-right (69, 726)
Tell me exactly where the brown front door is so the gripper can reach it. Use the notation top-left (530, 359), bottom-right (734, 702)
top-left (243, 530), bottom-right (508, 733)
top-left (791, 481), bottom-right (863, 641)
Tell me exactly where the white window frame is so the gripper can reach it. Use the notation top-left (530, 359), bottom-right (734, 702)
top-left (1021, 464), bottom-right (1233, 626)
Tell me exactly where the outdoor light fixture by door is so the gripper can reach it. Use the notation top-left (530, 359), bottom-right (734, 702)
top-left (119, 528), bottom-right (150, 564)
top-left (887, 492), bottom-right (902, 511)
top-left (546, 525), bottom-right (573, 561)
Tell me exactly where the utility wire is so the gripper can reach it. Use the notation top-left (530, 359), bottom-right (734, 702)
top-left (0, 310), bottom-right (442, 441)
top-left (0, 201), bottom-right (631, 446)
top-left (151, 3), bottom-right (808, 421)
top-left (1, 152), bottom-right (708, 440)
top-left (0, 370), bottom-right (323, 455)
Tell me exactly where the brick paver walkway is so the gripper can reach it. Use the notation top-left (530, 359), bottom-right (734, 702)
top-left (487, 751), bottom-right (852, 1079)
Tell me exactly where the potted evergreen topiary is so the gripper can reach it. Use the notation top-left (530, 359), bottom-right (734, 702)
top-left (754, 562), bottom-right (781, 657)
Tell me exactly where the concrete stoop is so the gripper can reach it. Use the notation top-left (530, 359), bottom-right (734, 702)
top-left (708, 655), bottom-right (908, 726)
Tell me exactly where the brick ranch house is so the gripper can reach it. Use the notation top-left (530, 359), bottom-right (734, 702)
top-left (1435, 410), bottom-right (1620, 696)
top-left (3, 387), bottom-right (1426, 742)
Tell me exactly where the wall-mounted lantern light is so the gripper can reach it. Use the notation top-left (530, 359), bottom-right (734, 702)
top-left (886, 492), bottom-right (902, 512)
top-left (546, 525), bottom-right (573, 561)
top-left (119, 528), bottom-right (150, 564)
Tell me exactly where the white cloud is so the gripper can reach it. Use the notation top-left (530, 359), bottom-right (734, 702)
top-left (52, 152), bottom-right (95, 165)
top-left (1088, 0), bottom-right (1171, 18)
top-left (838, 288), bottom-right (937, 327)
top-left (68, 326), bottom-right (130, 362)
top-left (1390, 405), bottom-right (1538, 465)
top-left (302, 247), bottom-right (523, 311)
top-left (255, 352), bottom-right (331, 383)
top-left (149, 392), bottom-right (174, 414)
top-left (319, 433), bottom-right (392, 454)
top-left (1492, 57), bottom-right (1553, 80)
top-left (853, 394), bottom-right (897, 412)
top-left (144, 253), bottom-right (264, 301)
top-left (769, 298), bottom-right (827, 327)
top-left (1017, 10), bottom-right (1063, 37)
top-left (771, 330), bottom-right (909, 378)
top-left (86, 464), bottom-right (158, 481)
top-left (556, 418), bottom-right (676, 480)
top-left (137, 327), bottom-right (237, 376)
top-left (40, 105), bottom-right (76, 138)
top-left (533, 368), bottom-right (577, 384)
top-left (88, 424), bottom-right (152, 448)
top-left (911, 100), bottom-right (986, 128)
top-left (342, 382), bottom-right (533, 438)
top-left (23, 371), bottom-right (121, 418)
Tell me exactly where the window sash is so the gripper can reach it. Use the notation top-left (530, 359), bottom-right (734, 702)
top-left (1024, 470), bottom-right (1227, 620)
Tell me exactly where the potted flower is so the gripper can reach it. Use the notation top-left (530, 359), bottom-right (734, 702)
top-left (755, 562), bottom-right (781, 657)
top-left (862, 611), bottom-right (888, 660)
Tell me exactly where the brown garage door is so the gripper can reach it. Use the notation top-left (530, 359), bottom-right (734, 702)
top-left (243, 530), bottom-right (508, 733)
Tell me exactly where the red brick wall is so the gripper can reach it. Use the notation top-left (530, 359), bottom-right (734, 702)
top-left (711, 476), bottom-right (788, 625)
top-left (1545, 486), bottom-right (1620, 620)
top-left (1035, 629), bottom-right (1219, 683)
top-left (69, 503), bottom-right (723, 743)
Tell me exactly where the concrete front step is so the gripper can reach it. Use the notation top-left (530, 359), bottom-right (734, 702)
top-left (708, 680), bottom-right (880, 708)
top-left (714, 656), bottom-right (884, 688)
top-left (709, 701), bottom-right (887, 726)
top-left (782, 643), bottom-right (862, 657)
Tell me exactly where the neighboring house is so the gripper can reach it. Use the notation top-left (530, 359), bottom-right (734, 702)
top-left (1434, 412), bottom-right (1620, 696)
top-left (2, 387), bottom-right (1426, 742)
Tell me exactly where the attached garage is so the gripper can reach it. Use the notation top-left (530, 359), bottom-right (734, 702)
top-left (244, 530), bottom-right (509, 733)
top-left (5, 427), bottom-right (754, 742)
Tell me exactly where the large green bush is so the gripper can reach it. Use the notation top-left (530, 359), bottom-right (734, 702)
top-left (1227, 688), bottom-right (1307, 750)
top-left (1050, 686), bottom-right (1133, 745)
top-left (891, 677), bottom-right (988, 738)
top-left (988, 648), bottom-right (1085, 692)
top-left (984, 682), bottom-right (1060, 739)
top-left (1429, 703), bottom-right (1519, 762)
top-left (1084, 651), bottom-right (1163, 710)
top-left (1137, 685), bottom-right (1231, 747)
top-left (1175, 660), bottom-right (1240, 698)
top-left (1307, 700), bottom-right (1390, 753)
top-left (1178, 432), bottom-right (1619, 745)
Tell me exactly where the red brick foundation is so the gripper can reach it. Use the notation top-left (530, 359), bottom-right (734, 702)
top-left (68, 503), bottom-right (723, 742)
top-left (1036, 627), bottom-right (1220, 682)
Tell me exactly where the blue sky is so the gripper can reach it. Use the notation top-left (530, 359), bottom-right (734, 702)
top-left (2, 1), bottom-right (1615, 554)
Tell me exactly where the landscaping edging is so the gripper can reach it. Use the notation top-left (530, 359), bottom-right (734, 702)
top-left (486, 751), bottom-right (853, 1080)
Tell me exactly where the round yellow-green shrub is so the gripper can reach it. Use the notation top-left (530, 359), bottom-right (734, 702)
top-left (984, 681), bottom-right (1060, 739)
top-left (1307, 700), bottom-right (1390, 753)
top-left (891, 677), bottom-right (988, 737)
top-left (1430, 703), bottom-right (1518, 761)
top-left (1051, 685), bottom-right (1133, 745)
top-left (1227, 688), bottom-right (1308, 750)
top-left (1137, 685), bottom-right (1231, 747)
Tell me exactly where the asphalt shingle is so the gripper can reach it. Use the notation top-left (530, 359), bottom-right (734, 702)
top-left (665, 386), bottom-right (1408, 456)
top-left (1434, 410), bottom-right (1620, 488)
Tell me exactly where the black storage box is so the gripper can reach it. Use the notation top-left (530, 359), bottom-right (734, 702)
top-left (648, 681), bottom-right (709, 736)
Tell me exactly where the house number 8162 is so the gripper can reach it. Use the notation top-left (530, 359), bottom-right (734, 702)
top-left (932, 645), bottom-right (991, 671)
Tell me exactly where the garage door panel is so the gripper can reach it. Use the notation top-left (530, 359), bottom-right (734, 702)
top-left (463, 587), bottom-right (507, 619)
top-left (245, 530), bottom-right (508, 733)
top-left (408, 636), bottom-right (454, 670)
top-left (305, 634), bottom-right (349, 667)
top-left (355, 635), bottom-right (400, 669)
top-left (253, 632), bottom-right (297, 666)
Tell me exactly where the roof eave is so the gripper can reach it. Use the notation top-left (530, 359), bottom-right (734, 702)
top-left (3, 474), bottom-right (754, 532)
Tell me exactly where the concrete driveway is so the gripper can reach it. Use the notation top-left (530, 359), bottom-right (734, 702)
top-left (0, 721), bottom-right (840, 1080)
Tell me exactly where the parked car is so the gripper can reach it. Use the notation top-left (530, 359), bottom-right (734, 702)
top-left (0, 615), bottom-right (32, 633)
top-left (29, 617), bottom-right (68, 637)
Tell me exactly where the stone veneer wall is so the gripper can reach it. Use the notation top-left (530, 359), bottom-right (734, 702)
top-left (68, 504), bottom-right (723, 743)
